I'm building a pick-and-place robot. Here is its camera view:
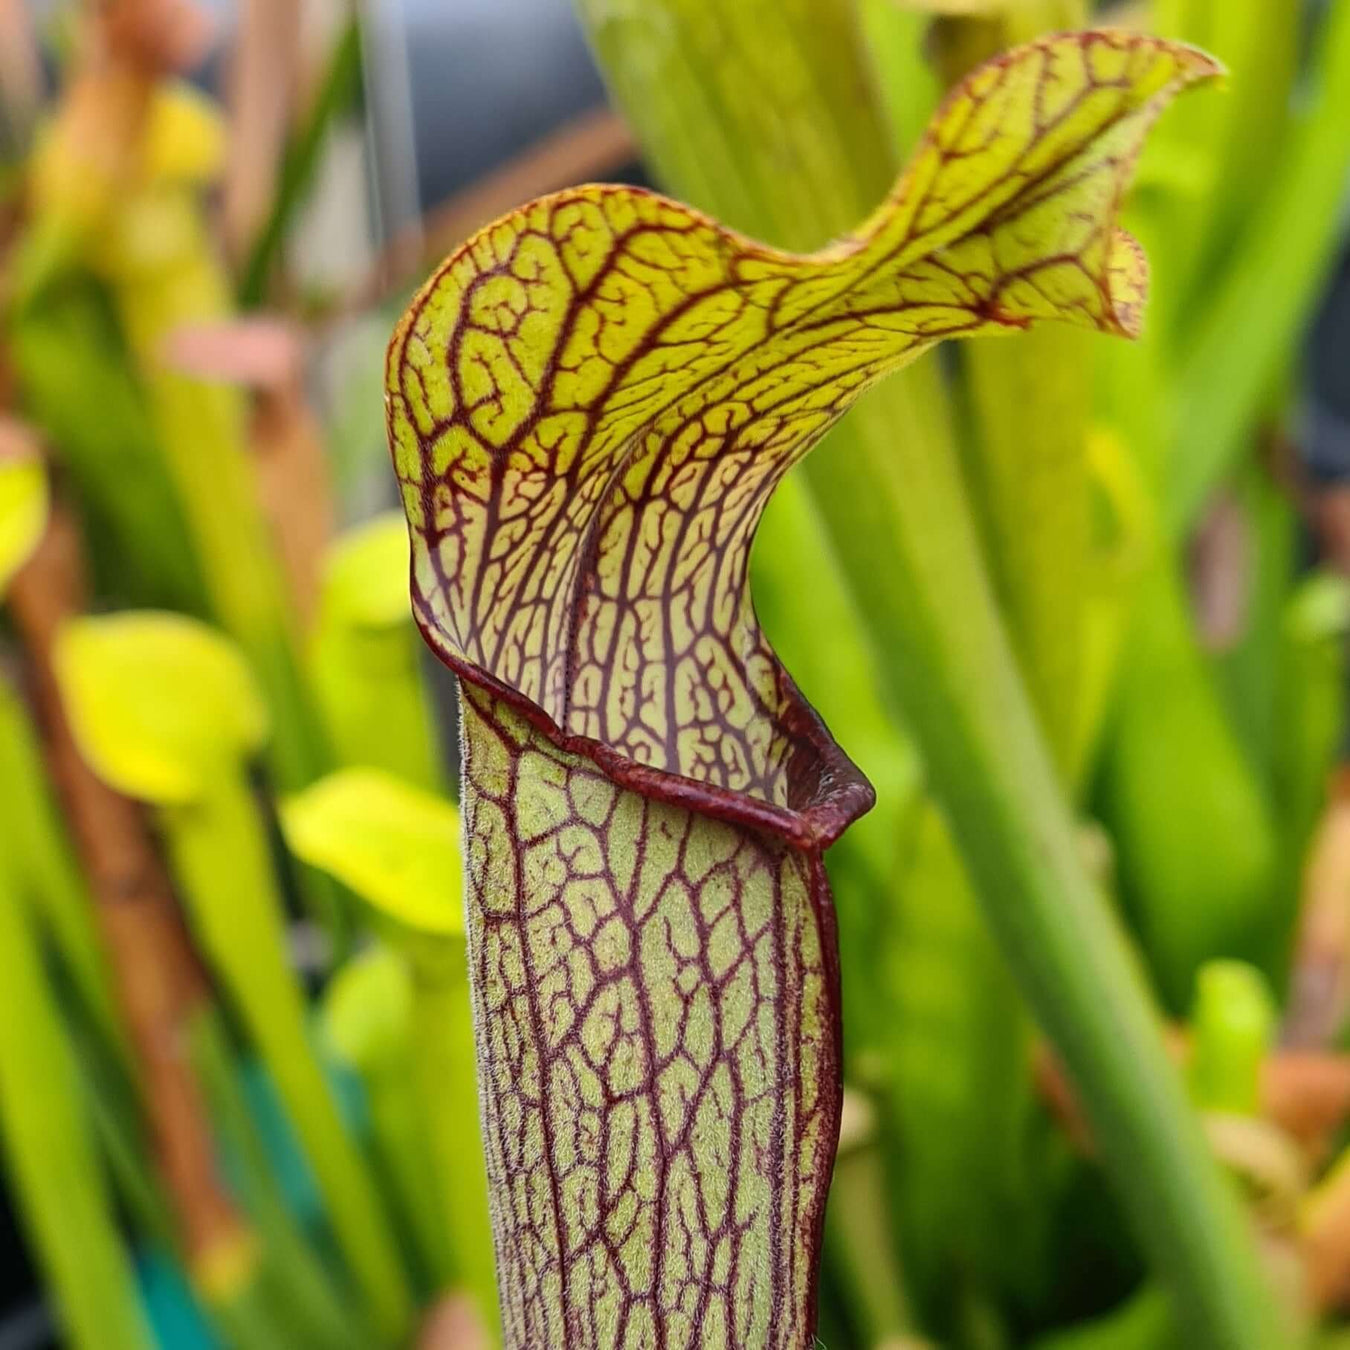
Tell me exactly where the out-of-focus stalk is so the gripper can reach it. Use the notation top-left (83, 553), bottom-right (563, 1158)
top-left (1211, 466), bottom-right (1299, 788)
top-left (89, 86), bottom-right (330, 793)
top-left (312, 512), bottom-right (445, 792)
top-left (926, 0), bottom-right (1092, 786)
top-left (856, 0), bottom-right (936, 161)
top-left (0, 677), bottom-right (124, 1044)
top-left (960, 325), bottom-right (1093, 781)
top-left (188, 1009), bottom-right (369, 1350)
top-left (0, 442), bottom-right (149, 1350)
top-left (54, 613), bottom-right (413, 1344)
top-left (159, 761), bottom-right (412, 1342)
top-left (1099, 559), bottom-right (1276, 1007)
top-left (575, 4), bottom-right (1285, 1343)
top-left (282, 768), bottom-right (497, 1337)
top-left (1166, 0), bottom-right (1350, 531)
top-left (7, 283), bottom-right (208, 614)
top-left (321, 946), bottom-right (453, 1293)
top-left (408, 959), bottom-right (495, 1326)
top-left (1031, 1287), bottom-right (1175, 1350)
top-left (823, 1093), bottom-right (918, 1349)
top-left (880, 800), bottom-right (1045, 1315)
top-left (5, 492), bottom-right (275, 1335)
top-left (0, 842), bottom-right (152, 1350)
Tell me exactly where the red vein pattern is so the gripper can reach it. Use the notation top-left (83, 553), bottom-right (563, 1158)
top-left (462, 684), bottom-right (837, 1346)
top-left (386, 31), bottom-right (1218, 1348)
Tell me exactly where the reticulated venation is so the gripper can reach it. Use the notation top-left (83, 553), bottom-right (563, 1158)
top-left (387, 33), bottom-right (1212, 832)
top-left (462, 687), bottom-right (839, 1349)
top-left (386, 32), bottom-right (1220, 1350)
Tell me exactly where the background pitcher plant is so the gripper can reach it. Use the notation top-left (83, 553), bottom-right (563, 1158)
top-left (386, 33), bottom-right (1223, 1348)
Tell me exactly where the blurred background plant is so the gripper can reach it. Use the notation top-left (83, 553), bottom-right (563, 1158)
top-left (0, 0), bottom-right (1349, 1347)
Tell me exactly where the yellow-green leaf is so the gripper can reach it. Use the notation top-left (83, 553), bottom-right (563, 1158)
top-left (0, 450), bottom-right (48, 597)
top-left (280, 768), bottom-right (462, 939)
top-left (55, 612), bottom-right (268, 804)
top-left (320, 944), bottom-right (414, 1083)
top-left (319, 512), bottom-right (412, 630)
top-left (140, 83), bottom-right (228, 188)
top-left (311, 514), bottom-right (444, 790)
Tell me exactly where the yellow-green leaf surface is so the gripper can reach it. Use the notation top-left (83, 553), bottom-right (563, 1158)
top-left (320, 944), bottom-right (415, 1076)
top-left (55, 612), bottom-right (268, 804)
top-left (281, 768), bottom-right (462, 938)
top-left (0, 451), bottom-right (48, 597)
top-left (387, 33), bottom-right (1217, 1349)
top-left (320, 512), bottom-right (412, 629)
top-left (312, 515), bottom-right (444, 790)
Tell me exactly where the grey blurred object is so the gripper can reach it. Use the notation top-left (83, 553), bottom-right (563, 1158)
top-left (346, 0), bottom-right (611, 246)
top-left (359, 0), bottom-right (422, 242)
top-left (1303, 242), bottom-right (1350, 486)
top-left (399, 0), bottom-right (607, 211)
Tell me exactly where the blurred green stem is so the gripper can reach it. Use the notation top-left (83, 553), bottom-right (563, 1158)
top-left (188, 1008), bottom-right (369, 1350)
top-left (238, 18), bottom-right (363, 308)
top-left (410, 954), bottom-right (499, 1337)
top-left (352, 1016), bottom-right (453, 1292)
top-left (7, 277), bottom-right (209, 615)
top-left (1166, 0), bottom-right (1350, 530)
top-left (0, 848), bottom-right (150, 1350)
top-left (313, 615), bottom-right (442, 791)
top-left (0, 677), bottom-right (120, 1042)
top-left (163, 775), bottom-right (411, 1342)
top-left (312, 515), bottom-right (445, 792)
top-left (824, 1111), bottom-right (916, 1348)
top-left (1033, 1286), bottom-right (1177, 1350)
top-left (857, 0), bottom-right (936, 159)
top-left (1099, 557), bottom-right (1276, 1007)
top-left (933, 1), bottom-right (1091, 787)
top-left (96, 175), bottom-right (334, 806)
top-left (319, 946), bottom-right (453, 1295)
